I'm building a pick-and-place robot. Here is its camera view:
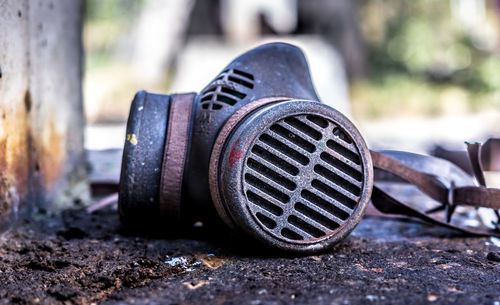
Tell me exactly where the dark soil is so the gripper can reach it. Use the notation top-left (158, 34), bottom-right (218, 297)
top-left (1, 205), bottom-right (500, 305)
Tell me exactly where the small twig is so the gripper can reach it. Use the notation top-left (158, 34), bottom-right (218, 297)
top-left (86, 193), bottom-right (118, 214)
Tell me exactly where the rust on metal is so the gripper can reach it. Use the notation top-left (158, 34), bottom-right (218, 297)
top-left (208, 97), bottom-right (291, 230)
top-left (213, 100), bottom-right (372, 253)
top-left (118, 42), bottom-right (500, 253)
top-left (119, 43), bottom-right (374, 253)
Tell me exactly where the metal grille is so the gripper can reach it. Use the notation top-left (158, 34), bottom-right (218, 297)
top-left (200, 69), bottom-right (254, 110)
top-left (243, 114), bottom-right (364, 243)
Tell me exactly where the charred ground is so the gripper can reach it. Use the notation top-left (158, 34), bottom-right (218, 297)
top-left (0, 205), bottom-right (499, 305)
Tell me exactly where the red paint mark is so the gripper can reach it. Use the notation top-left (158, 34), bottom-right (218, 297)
top-left (229, 139), bottom-right (244, 166)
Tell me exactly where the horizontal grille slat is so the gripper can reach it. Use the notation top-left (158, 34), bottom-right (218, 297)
top-left (332, 127), bottom-right (354, 145)
top-left (326, 140), bottom-right (361, 165)
top-left (294, 202), bottom-right (342, 230)
top-left (201, 94), bottom-right (213, 102)
top-left (330, 131), bottom-right (359, 155)
top-left (245, 173), bottom-right (290, 204)
top-left (245, 185), bottom-right (288, 211)
top-left (305, 115), bottom-right (329, 128)
top-left (266, 129), bottom-right (314, 158)
top-left (215, 94), bottom-right (237, 106)
top-left (232, 68), bottom-right (254, 80)
top-left (273, 122), bottom-right (317, 151)
top-left (220, 87), bottom-right (246, 99)
top-left (200, 69), bottom-right (254, 110)
top-left (283, 223), bottom-right (314, 240)
top-left (275, 120), bottom-right (323, 149)
top-left (258, 134), bottom-right (310, 166)
top-left (247, 158), bottom-right (296, 191)
top-left (301, 189), bottom-right (350, 220)
top-left (304, 187), bottom-right (353, 215)
top-left (248, 153), bottom-right (298, 180)
top-left (281, 227), bottom-right (304, 240)
top-left (311, 179), bottom-right (357, 210)
top-left (228, 75), bottom-right (254, 88)
top-left (245, 167), bottom-right (295, 195)
top-left (312, 168), bottom-right (361, 200)
top-left (256, 212), bottom-right (277, 229)
top-left (283, 117), bottom-right (322, 141)
top-left (323, 147), bottom-right (362, 172)
top-left (288, 215), bottom-right (325, 238)
top-left (247, 192), bottom-right (284, 217)
top-left (320, 152), bottom-right (362, 181)
top-left (291, 208), bottom-right (332, 233)
top-left (255, 141), bottom-right (307, 169)
top-left (293, 115), bottom-right (327, 137)
top-left (201, 92), bottom-right (214, 100)
top-left (316, 158), bottom-right (362, 187)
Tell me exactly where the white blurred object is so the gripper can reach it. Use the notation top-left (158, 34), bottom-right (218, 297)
top-left (221, 0), bottom-right (297, 42)
top-left (360, 111), bottom-right (500, 153)
top-left (450, 0), bottom-right (486, 30)
top-left (170, 36), bottom-right (350, 116)
top-left (131, 0), bottom-right (194, 85)
top-left (477, 207), bottom-right (498, 230)
top-left (488, 237), bottom-right (500, 247)
top-left (85, 124), bottom-right (126, 150)
top-left (450, 0), bottom-right (496, 50)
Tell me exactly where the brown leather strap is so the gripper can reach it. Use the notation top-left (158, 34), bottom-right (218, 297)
top-left (159, 93), bottom-right (195, 221)
top-left (370, 146), bottom-right (500, 236)
top-left (432, 138), bottom-right (500, 173)
top-left (483, 138), bottom-right (500, 171)
top-left (467, 141), bottom-right (500, 225)
top-left (466, 142), bottom-right (487, 187)
top-left (371, 186), bottom-right (500, 236)
top-left (371, 151), bottom-right (449, 203)
top-left (371, 150), bottom-right (500, 210)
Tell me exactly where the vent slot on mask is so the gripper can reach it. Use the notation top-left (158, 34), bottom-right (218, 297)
top-left (200, 69), bottom-right (254, 110)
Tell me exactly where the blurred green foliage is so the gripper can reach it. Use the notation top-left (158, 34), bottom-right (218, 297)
top-left (82, 0), bottom-right (500, 119)
top-left (355, 0), bottom-right (500, 118)
top-left (85, 0), bottom-right (143, 21)
top-left (84, 0), bottom-right (144, 71)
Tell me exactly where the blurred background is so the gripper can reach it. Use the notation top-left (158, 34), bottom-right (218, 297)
top-left (83, 0), bottom-right (500, 153)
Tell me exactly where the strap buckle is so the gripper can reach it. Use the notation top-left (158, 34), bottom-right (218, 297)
top-left (425, 180), bottom-right (456, 223)
top-left (445, 181), bottom-right (456, 223)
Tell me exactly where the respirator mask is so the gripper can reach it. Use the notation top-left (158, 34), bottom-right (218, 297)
top-left (119, 43), bottom-right (500, 254)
